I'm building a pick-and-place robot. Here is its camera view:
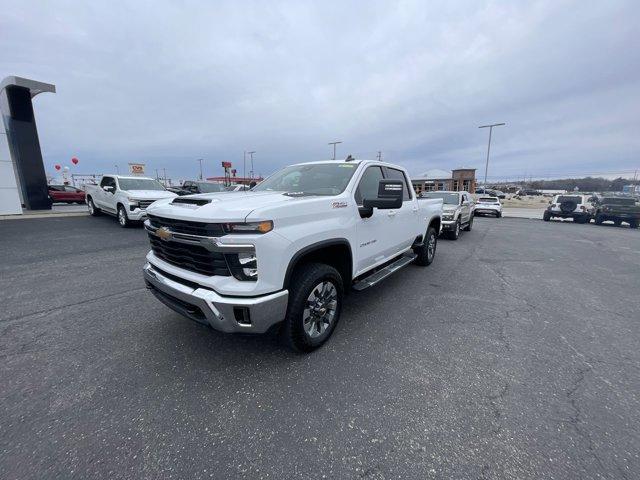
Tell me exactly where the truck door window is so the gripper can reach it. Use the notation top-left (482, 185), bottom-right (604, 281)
top-left (355, 166), bottom-right (384, 206)
top-left (99, 177), bottom-right (112, 188)
top-left (384, 168), bottom-right (412, 201)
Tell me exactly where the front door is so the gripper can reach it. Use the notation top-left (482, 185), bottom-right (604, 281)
top-left (354, 166), bottom-right (398, 275)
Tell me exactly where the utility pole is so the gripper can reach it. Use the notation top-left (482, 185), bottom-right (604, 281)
top-left (243, 151), bottom-right (246, 182)
top-left (155, 168), bottom-right (159, 180)
top-left (328, 141), bottom-right (342, 160)
top-left (478, 123), bottom-right (505, 187)
top-left (247, 151), bottom-right (256, 179)
top-left (115, 164), bottom-right (120, 174)
top-left (377, 151), bottom-right (382, 161)
top-left (163, 168), bottom-right (167, 186)
top-left (197, 158), bottom-right (203, 180)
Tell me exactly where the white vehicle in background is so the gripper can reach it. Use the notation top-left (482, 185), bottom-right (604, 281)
top-left (142, 159), bottom-right (442, 352)
top-left (85, 175), bottom-right (177, 227)
top-left (474, 196), bottom-right (503, 217)
top-left (225, 184), bottom-right (250, 192)
top-left (543, 194), bottom-right (592, 223)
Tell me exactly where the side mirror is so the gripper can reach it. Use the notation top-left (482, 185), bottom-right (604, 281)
top-left (103, 185), bottom-right (114, 193)
top-left (359, 180), bottom-right (403, 217)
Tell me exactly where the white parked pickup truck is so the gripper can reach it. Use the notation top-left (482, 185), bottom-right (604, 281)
top-left (143, 159), bottom-right (443, 352)
top-left (86, 175), bottom-right (177, 227)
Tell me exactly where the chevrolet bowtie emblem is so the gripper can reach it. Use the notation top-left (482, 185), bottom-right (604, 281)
top-left (156, 227), bottom-right (173, 241)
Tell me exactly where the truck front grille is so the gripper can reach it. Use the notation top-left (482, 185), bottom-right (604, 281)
top-left (148, 235), bottom-right (231, 276)
top-left (147, 214), bottom-right (226, 237)
top-left (138, 200), bottom-right (156, 209)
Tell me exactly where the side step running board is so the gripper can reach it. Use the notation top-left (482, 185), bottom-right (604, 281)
top-left (352, 253), bottom-right (417, 291)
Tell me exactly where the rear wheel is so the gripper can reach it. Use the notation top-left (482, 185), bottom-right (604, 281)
top-left (414, 226), bottom-right (437, 266)
top-left (87, 197), bottom-right (101, 216)
top-left (281, 263), bottom-right (343, 353)
top-left (496, 212), bottom-right (502, 218)
top-left (117, 205), bottom-right (131, 228)
top-left (629, 220), bottom-right (638, 229)
top-left (543, 211), bottom-right (551, 221)
top-left (595, 214), bottom-right (604, 225)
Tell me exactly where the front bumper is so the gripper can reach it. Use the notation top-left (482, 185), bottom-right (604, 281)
top-left (475, 208), bottom-right (500, 215)
top-left (548, 210), bottom-right (590, 218)
top-left (143, 263), bottom-right (288, 334)
top-left (441, 219), bottom-right (456, 230)
top-left (127, 208), bottom-right (148, 221)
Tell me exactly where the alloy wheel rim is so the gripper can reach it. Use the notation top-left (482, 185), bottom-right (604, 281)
top-left (456, 222), bottom-right (460, 236)
top-left (119, 210), bottom-right (125, 225)
top-left (427, 233), bottom-right (436, 260)
top-left (303, 281), bottom-right (338, 339)
top-left (88, 202), bottom-right (94, 214)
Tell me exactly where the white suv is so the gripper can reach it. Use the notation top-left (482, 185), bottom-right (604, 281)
top-left (543, 194), bottom-right (593, 223)
top-left (474, 196), bottom-right (502, 217)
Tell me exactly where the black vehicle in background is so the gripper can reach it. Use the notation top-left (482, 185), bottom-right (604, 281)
top-left (593, 197), bottom-right (640, 228)
top-left (170, 181), bottom-right (226, 196)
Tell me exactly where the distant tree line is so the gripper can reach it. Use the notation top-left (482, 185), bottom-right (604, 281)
top-left (523, 177), bottom-right (632, 192)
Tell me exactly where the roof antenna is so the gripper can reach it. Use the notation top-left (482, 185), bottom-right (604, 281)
top-left (345, 154), bottom-right (355, 162)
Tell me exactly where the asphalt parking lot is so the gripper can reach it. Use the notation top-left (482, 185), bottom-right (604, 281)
top-left (1, 215), bottom-right (639, 479)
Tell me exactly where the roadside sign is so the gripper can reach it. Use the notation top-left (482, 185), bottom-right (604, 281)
top-left (128, 163), bottom-right (145, 175)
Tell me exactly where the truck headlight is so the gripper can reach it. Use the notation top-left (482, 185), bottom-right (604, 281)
top-left (223, 221), bottom-right (273, 234)
top-left (127, 197), bottom-right (139, 206)
top-left (226, 252), bottom-right (258, 281)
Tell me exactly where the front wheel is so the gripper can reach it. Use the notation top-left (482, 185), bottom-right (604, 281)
top-left (281, 263), bottom-right (343, 353)
top-left (595, 214), bottom-right (604, 225)
top-left (117, 205), bottom-right (131, 228)
top-left (414, 226), bottom-right (437, 266)
top-left (629, 220), bottom-right (639, 229)
top-left (447, 220), bottom-right (461, 240)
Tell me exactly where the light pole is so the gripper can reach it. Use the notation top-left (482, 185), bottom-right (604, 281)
top-left (197, 158), bottom-right (203, 180)
top-left (247, 151), bottom-right (256, 179)
top-left (478, 123), bottom-right (505, 187)
top-left (115, 164), bottom-right (120, 174)
top-left (328, 141), bottom-right (342, 160)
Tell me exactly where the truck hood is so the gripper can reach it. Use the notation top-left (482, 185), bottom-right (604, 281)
top-left (442, 205), bottom-right (460, 212)
top-left (124, 190), bottom-right (177, 200)
top-left (146, 191), bottom-right (313, 222)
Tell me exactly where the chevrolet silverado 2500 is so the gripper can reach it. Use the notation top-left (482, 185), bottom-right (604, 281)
top-left (86, 175), bottom-right (177, 227)
top-left (142, 159), bottom-right (443, 352)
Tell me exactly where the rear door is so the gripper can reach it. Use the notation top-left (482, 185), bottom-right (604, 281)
top-left (460, 193), bottom-right (472, 223)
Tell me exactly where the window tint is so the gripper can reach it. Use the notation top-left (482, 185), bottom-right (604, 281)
top-left (385, 168), bottom-right (412, 200)
top-left (355, 166), bottom-right (384, 205)
top-left (100, 177), bottom-right (115, 188)
top-left (64, 186), bottom-right (80, 192)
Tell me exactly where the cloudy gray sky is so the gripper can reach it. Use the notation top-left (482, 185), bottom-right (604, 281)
top-left (2, 0), bottom-right (639, 181)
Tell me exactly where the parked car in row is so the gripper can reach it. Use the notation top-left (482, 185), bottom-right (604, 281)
top-left (420, 191), bottom-right (473, 239)
top-left (48, 185), bottom-right (86, 204)
top-left (593, 196), bottom-right (640, 228)
top-left (142, 158), bottom-right (443, 352)
top-left (475, 187), bottom-right (505, 198)
top-left (474, 196), bottom-right (503, 217)
top-left (168, 180), bottom-right (227, 195)
top-left (86, 175), bottom-right (177, 227)
top-left (543, 194), bottom-right (592, 223)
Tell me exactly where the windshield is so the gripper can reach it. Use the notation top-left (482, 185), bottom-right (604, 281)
top-left (557, 195), bottom-right (582, 204)
top-left (479, 197), bottom-right (499, 203)
top-left (196, 182), bottom-right (225, 193)
top-left (422, 192), bottom-right (459, 205)
top-left (252, 163), bottom-right (358, 196)
top-left (118, 178), bottom-right (165, 191)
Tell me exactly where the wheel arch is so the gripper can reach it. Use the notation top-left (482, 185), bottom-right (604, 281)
top-left (428, 216), bottom-right (441, 235)
top-left (283, 239), bottom-right (353, 290)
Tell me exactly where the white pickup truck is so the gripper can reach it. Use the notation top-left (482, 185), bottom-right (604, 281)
top-left (86, 175), bottom-right (177, 227)
top-left (142, 159), bottom-right (443, 351)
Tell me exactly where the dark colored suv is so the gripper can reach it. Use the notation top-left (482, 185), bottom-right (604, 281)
top-left (593, 197), bottom-right (640, 228)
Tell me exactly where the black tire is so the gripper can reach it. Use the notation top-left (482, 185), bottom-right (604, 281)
top-left (496, 212), bottom-right (502, 218)
top-left (629, 220), bottom-right (638, 229)
top-left (447, 219), bottom-right (461, 240)
top-left (595, 214), bottom-right (604, 225)
top-left (117, 204), bottom-right (131, 228)
top-left (613, 219), bottom-right (621, 227)
top-left (281, 263), bottom-right (343, 353)
top-left (413, 226), bottom-right (437, 266)
top-left (463, 216), bottom-right (473, 231)
top-left (543, 211), bottom-right (551, 221)
top-left (87, 197), bottom-right (101, 216)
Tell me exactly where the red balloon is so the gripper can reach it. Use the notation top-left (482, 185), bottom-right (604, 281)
top-left (71, 157), bottom-right (79, 165)
top-left (55, 164), bottom-right (61, 170)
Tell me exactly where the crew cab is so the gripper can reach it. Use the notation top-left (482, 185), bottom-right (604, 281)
top-left (474, 196), bottom-right (502, 217)
top-left (593, 196), bottom-right (640, 228)
top-left (420, 191), bottom-right (473, 240)
top-left (142, 159), bottom-right (442, 352)
top-left (85, 175), bottom-right (177, 227)
top-left (543, 194), bottom-right (592, 223)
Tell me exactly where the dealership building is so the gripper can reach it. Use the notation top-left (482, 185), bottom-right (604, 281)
top-left (411, 168), bottom-right (477, 195)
